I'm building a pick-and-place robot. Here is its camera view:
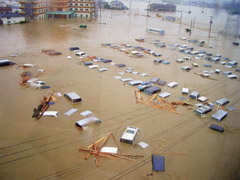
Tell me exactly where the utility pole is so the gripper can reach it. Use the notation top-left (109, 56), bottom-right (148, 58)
top-left (180, 10), bottom-right (182, 27)
top-left (190, 18), bottom-right (193, 35)
top-left (193, 16), bottom-right (196, 28)
top-left (147, 1), bottom-right (150, 17)
top-left (209, 16), bottom-right (213, 37)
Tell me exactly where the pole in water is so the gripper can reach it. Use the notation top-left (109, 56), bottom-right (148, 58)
top-left (209, 16), bottom-right (213, 37)
top-left (180, 11), bottom-right (182, 27)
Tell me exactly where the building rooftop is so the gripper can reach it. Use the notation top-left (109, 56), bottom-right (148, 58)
top-left (2, 13), bottom-right (24, 18)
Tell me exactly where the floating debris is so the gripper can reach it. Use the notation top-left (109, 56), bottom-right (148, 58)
top-left (41, 49), bottom-right (62, 55)
top-left (135, 90), bottom-right (181, 114)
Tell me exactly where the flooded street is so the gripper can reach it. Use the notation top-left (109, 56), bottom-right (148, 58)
top-left (0, 2), bottom-right (240, 180)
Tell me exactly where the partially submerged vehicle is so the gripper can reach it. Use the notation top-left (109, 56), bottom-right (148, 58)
top-left (158, 80), bottom-right (166, 86)
top-left (69, 47), bottom-right (80, 51)
top-left (158, 92), bottom-right (171, 98)
top-left (214, 98), bottom-right (229, 106)
top-left (120, 78), bottom-right (133, 82)
top-left (192, 63), bottom-right (198, 67)
top-left (64, 92), bottom-right (82, 103)
top-left (102, 59), bottom-right (112, 63)
top-left (215, 69), bottom-right (221, 74)
top-left (226, 61), bottom-right (238, 68)
top-left (189, 91), bottom-right (200, 99)
top-left (162, 61), bottom-right (170, 64)
top-left (167, 82), bottom-right (178, 88)
top-left (150, 77), bottom-right (159, 83)
top-left (210, 57), bottom-right (221, 63)
top-left (84, 62), bottom-right (93, 66)
top-left (76, 52), bottom-right (88, 57)
top-left (138, 82), bottom-right (152, 91)
top-left (27, 78), bottom-right (46, 88)
top-left (203, 64), bottom-right (212, 67)
top-left (89, 65), bottom-right (99, 69)
top-left (0, 59), bottom-right (15, 67)
top-left (154, 59), bottom-right (163, 64)
top-left (211, 110), bottom-right (228, 122)
top-left (183, 56), bottom-right (191, 60)
top-left (116, 64), bottom-right (126, 68)
top-left (128, 80), bottom-right (143, 86)
top-left (176, 59), bottom-right (184, 63)
top-left (120, 126), bottom-right (139, 145)
top-left (197, 96), bottom-right (208, 102)
top-left (41, 49), bottom-right (62, 55)
top-left (43, 111), bottom-right (59, 117)
top-left (223, 71), bottom-right (232, 75)
top-left (98, 68), bottom-right (108, 72)
top-left (181, 88), bottom-right (189, 95)
top-left (209, 124), bottom-right (224, 132)
top-left (194, 105), bottom-right (212, 116)
top-left (190, 51), bottom-right (199, 55)
top-left (144, 86), bottom-right (161, 95)
top-left (76, 116), bottom-right (101, 127)
top-left (181, 66), bottom-right (192, 71)
top-left (227, 74), bottom-right (238, 79)
top-left (146, 27), bottom-right (165, 35)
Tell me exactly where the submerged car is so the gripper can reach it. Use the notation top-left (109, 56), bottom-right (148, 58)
top-left (64, 92), bottom-right (82, 103)
top-left (120, 126), bottom-right (139, 145)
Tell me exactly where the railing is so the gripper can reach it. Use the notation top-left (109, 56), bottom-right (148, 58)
top-left (68, 1), bottom-right (95, 4)
top-left (68, 5), bottom-right (94, 8)
top-left (33, 11), bottom-right (45, 15)
top-left (74, 10), bottom-right (94, 13)
top-left (33, 6), bottom-right (48, 9)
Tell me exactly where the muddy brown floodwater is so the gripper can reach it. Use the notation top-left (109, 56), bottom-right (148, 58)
top-left (0, 2), bottom-right (240, 180)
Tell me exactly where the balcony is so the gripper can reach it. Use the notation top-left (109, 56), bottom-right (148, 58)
top-left (49, 5), bottom-right (68, 7)
top-left (33, 11), bottom-right (45, 15)
top-left (74, 10), bottom-right (94, 13)
top-left (69, 1), bottom-right (95, 4)
top-left (19, 1), bottom-right (31, 3)
top-left (69, 5), bottom-right (94, 8)
top-left (49, 0), bottom-right (68, 2)
top-left (33, 6), bottom-right (48, 9)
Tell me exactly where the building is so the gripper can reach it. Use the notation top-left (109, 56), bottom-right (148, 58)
top-left (109, 0), bottom-right (128, 10)
top-left (19, 0), bottom-right (96, 20)
top-left (19, 0), bottom-right (49, 20)
top-left (0, 7), bottom-right (12, 15)
top-left (150, 3), bottom-right (176, 12)
top-left (1, 13), bottom-right (25, 24)
top-left (68, 0), bottom-right (96, 18)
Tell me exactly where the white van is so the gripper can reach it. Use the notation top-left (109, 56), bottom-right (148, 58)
top-left (120, 126), bottom-right (139, 145)
top-left (64, 92), bottom-right (82, 103)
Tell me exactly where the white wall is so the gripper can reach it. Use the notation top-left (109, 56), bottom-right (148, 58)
top-left (2, 16), bottom-right (25, 24)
